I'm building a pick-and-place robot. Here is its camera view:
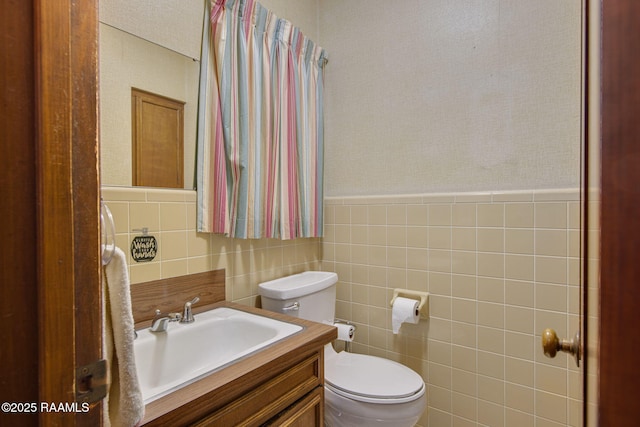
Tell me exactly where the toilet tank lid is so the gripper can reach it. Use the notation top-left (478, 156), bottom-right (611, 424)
top-left (258, 271), bottom-right (338, 300)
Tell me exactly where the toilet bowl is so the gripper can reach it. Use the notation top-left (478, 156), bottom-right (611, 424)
top-left (323, 344), bottom-right (426, 426)
top-left (258, 271), bottom-right (427, 427)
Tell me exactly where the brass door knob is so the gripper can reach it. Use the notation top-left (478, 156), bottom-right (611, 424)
top-left (541, 328), bottom-right (581, 367)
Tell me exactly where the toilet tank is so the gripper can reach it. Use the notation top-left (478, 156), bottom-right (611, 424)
top-left (258, 271), bottom-right (337, 324)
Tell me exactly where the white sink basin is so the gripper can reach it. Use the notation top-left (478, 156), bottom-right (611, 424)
top-left (134, 307), bottom-right (303, 403)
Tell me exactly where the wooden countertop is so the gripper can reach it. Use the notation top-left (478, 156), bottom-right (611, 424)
top-left (140, 301), bottom-right (337, 426)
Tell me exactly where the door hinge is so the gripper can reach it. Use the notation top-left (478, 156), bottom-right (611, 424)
top-left (76, 359), bottom-right (107, 404)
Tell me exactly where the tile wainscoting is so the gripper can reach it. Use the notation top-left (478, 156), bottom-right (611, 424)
top-left (102, 185), bottom-right (598, 427)
top-left (101, 186), bottom-right (321, 305)
top-left (321, 189), bottom-right (597, 427)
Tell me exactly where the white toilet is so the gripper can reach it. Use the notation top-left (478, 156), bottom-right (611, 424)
top-left (259, 271), bottom-right (427, 427)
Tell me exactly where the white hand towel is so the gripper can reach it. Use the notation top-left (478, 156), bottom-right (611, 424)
top-left (103, 247), bottom-right (144, 427)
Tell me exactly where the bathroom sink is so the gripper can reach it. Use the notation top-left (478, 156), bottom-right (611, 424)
top-left (134, 307), bottom-right (303, 403)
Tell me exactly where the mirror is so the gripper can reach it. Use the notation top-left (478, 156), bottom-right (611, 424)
top-left (99, 0), bottom-right (203, 189)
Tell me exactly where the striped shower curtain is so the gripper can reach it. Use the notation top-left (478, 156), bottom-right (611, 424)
top-left (197, 0), bottom-right (327, 239)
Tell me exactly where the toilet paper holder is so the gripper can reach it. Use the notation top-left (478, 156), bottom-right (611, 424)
top-left (334, 318), bottom-right (356, 352)
top-left (389, 289), bottom-right (429, 319)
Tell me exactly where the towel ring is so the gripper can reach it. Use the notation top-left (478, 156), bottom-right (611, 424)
top-left (101, 201), bottom-right (116, 265)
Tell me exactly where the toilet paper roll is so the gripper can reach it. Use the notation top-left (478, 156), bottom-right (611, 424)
top-left (334, 323), bottom-right (355, 342)
top-left (392, 297), bottom-right (420, 334)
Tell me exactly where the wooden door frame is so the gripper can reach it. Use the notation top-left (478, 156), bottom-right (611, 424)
top-left (37, 0), bottom-right (102, 424)
top-left (0, 2), bottom-right (39, 424)
top-left (1, 0), bottom-right (101, 425)
top-left (599, 0), bottom-right (640, 425)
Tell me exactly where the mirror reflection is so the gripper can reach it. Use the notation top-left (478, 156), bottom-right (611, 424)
top-left (99, 0), bottom-right (202, 189)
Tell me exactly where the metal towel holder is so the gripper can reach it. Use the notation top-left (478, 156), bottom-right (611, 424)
top-left (101, 201), bottom-right (116, 265)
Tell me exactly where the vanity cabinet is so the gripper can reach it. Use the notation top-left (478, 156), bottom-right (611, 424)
top-left (143, 344), bottom-right (328, 427)
top-left (131, 275), bottom-right (336, 427)
top-left (139, 302), bottom-right (335, 427)
top-left (265, 386), bottom-right (323, 426)
top-left (194, 352), bottom-right (323, 426)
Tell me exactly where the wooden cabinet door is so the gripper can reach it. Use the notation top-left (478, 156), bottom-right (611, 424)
top-left (269, 387), bottom-right (324, 427)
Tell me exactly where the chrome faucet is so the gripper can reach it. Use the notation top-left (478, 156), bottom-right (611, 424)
top-left (150, 310), bottom-right (182, 332)
top-left (180, 297), bottom-right (200, 324)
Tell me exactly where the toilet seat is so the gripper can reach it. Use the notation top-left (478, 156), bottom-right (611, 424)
top-left (325, 352), bottom-right (426, 404)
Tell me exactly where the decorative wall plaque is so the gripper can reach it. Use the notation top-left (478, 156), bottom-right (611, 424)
top-left (131, 235), bottom-right (157, 262)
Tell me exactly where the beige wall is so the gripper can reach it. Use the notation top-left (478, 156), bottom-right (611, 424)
top-left (260, 0), bottom-right (320, 41)
top-left (101, 0), bottom-right (583, 194)
top-left (99, 0), bottom-right (203, 59)
top-left (322, 189), bottom-right (586, 426)
top-left (99, 0), bottom-right (319, 60)
top-left (319, 0), bottom-right (582, 196)
top-left (316, 3), bottom-right (593, 424)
